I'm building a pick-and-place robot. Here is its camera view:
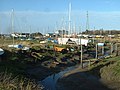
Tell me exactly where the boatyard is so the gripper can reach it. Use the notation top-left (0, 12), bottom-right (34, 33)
top-left (1, 0), bottom-right (120, 90)
top-left (0, 15), bottom-right (120, 89)
top-left (0, 30), bottom-right (120, 89)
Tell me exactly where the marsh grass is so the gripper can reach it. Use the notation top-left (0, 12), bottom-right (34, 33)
top-left (0, 72), bottom-right (43, 90)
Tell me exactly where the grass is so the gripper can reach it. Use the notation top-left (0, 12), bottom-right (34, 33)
top-left (0, 72), bottom-right (43, 90)
top-left (105, 56), bottom-right (120, 61)
top-left (0, 38), bottom-right (40, 47)
top-left (100, 56), bottom-right (120, 81)
top-left (0, 47), bottom-right (44, 90)
top-left (87, 56), bottom-right (120, 81)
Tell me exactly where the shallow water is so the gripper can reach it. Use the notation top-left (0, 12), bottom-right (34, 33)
top-left (40, 66), bottom-right (78, 90)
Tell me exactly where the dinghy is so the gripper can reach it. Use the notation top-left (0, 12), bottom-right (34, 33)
top-left (0, 48), bottom-right (4, 55)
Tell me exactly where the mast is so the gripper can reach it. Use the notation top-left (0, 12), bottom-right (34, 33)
top-left (73, 22), bottom-right (76, 38)
top-left (80, 27), bottom-right (83, 68)
top-left (61, 17), bottom-right (64, 38)
top-left (68, 2), bottom-right (71, 36)
top-left (86, 11), bottom-right (89, 32)
top-left (0, 17), bottom-right (1, 39)
top-left (11, 9), bottom-right (14, 46)
top-left (29, 26), bottom-right (31, 39)
top-left (93, 27), bottom-right (95, 44)
top-left (79, 26), bottom-right (83, 68)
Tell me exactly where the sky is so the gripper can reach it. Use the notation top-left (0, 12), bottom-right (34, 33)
top-left (0, 0), bottom-right (120, 34)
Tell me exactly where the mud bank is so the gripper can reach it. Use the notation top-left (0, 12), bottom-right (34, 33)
top-left (56, 68), bottom-right (111, 90)
top-left (56, 57), bottom-right (120, 90)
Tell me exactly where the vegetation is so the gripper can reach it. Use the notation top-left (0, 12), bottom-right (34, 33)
top-left (88, 56), bottom-right (120, 82)
top-left (0, 48), bottom-right (44, 90)
top-left (100, 56), bottom-right (120, 81)
top-left (0, 43), bottom-right (79, 89)
top-left (0, 72), bottom-right (43, 90)
top-left (82, 30), bottom-right (120, 35)
top-left (0, 35), bottom-right (119, 90)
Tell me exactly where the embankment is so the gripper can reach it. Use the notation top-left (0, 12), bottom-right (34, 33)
top-left (57, 56), bottom-right (120, 90)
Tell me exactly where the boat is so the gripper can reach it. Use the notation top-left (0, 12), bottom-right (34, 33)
top-left (22, 46), bottom-right (29, 50)
top-left (8, 44), bottom-right (23, 49)
top-left (0, 48), bottom-right (4, 55)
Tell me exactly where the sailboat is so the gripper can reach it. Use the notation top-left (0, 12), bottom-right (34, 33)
top-left (0, 13), bottom-right (4, 55)
top-left (8, 9), bottom-right (29, 50)
top-left (8, 9), bottom-right (15, 48)
top-left (0, 48), bottom-right (4, 55)
top-left (57, 2), bottom-right (90, 46)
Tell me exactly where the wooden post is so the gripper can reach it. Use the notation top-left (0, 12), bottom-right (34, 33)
top-left (81, 43), bottom-right (83, 68)
top-left (110, 43), bottom-right (113, 55)
top-left (79, 26), bottom-right (83, 68)
top-left (96, 44), bottom-right (98, 59)
top-left (102, 45), bottom-right (104, 55)
top-left (89, 59), bottom-right (91, 68)
top-left (116, 43), bottom-right (118, 56)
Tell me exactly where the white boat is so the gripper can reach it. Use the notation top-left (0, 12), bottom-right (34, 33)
top-left (22, 46), bottom-right (29, 50)
top-left (58, 38), bottom-right (90, 46)
top-left (8, 44), bottom-right (23, 49)
top-left (0, 48), bottom-right (4, 55)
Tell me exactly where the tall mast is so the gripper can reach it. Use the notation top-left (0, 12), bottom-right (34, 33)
top-left (29, 26), bottom-right (31, 38)
top-left (73, 22), bottom-right (76, 38)
top-left (93, 27), bottom-right (95, 44)
top-left (61, 17), bottom-right (64, 38)
top-left (11, 9), bottom-right (14, 46)
top-left (86, 11), bottom-right (89, 32)
top-left (80, 27), bottom-right (83, 68)
top-left (0, 17), bottom-right (1, 38)
top-left (68, 2), bottom-right (71, 36)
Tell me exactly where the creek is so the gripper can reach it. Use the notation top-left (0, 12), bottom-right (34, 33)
top-left (39, 50), bottom-right (111, 90)
top-left (40, 66), bottom-right (77, 90)
top-left (39, 62), bottom-right (88, 90)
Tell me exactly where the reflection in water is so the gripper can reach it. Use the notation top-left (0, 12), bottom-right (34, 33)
top-left (41, 66), bottom-right (77, 90)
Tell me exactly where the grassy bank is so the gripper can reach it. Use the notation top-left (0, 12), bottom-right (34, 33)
top-left (0, 72), bottom-right (43, 90)
top-left (57, 56), bottom-right (120, 90)
top-left (88, 56), bottom-right (120, 81)
top-left (86, 56), bottom-right (120, 89)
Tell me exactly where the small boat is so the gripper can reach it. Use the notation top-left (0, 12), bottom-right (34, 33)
top-left (22, 46), bottom-right (29, 50)
top-left (8, 44), bottom-right (23, 49)
top-left (0, 48), bottom-right (4, 55)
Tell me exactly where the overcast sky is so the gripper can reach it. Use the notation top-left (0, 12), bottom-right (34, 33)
top-left (0, 0), bottom-right (120, 34)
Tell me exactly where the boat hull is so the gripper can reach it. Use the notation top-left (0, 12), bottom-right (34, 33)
top-left (0, 48), bottom-right (4, 55)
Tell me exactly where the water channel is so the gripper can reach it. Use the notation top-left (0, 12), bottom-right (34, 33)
top-left (40, 66), bottom-right (77, 90)
top-left (40, 50), bottom-right (111, 90)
